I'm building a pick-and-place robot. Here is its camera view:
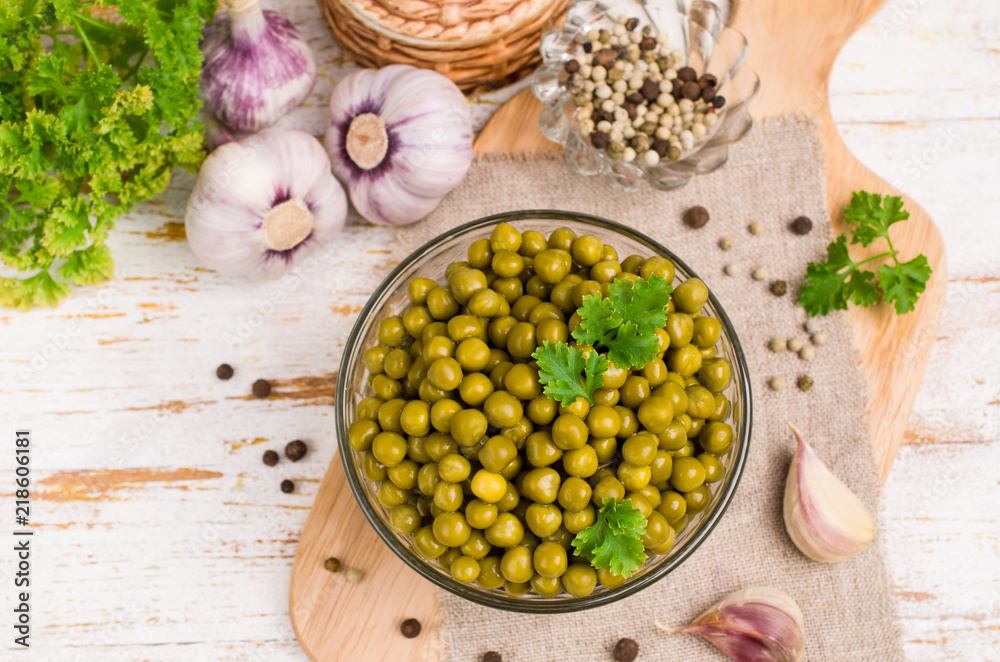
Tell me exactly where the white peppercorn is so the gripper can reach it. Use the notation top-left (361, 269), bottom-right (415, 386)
top-left (642, 150), bottom-right (660, 166)
top-left (769, 376), bottom-right (786, 391)
top-left (691, 123), bottom-right (707, 138)
top-left (723, 262), bottom-right (740, 276)
top-left (768, 337), bottom-right (787, 352)
top-left (752, 267), bottom-right (768, 281)
top-left (803, 318), bottom-right (819, 334)
top-left (623, 147), bottom-right (636, 162)
top-left (346, 568), bottom-right (364, 583)
top-left (592, 65), bottom-right (607, 81)
top-left (718, 236), bottom-right (735, 251)
top-left (787, 337), bottom-right (804, 352)
top-left (811, 331), bottom-right (828, 346)
top-left (799, 346), bottom-right (816, 361)
top-left (748, 221), bottom-right (765, 235)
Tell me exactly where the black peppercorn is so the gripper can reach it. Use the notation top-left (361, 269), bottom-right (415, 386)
top-left (652, 139), bottom-right (669, 158)
top-left (400, 618), bottom-right (422, 638)
top-left (671, 78), bottom-right (684, 96)
top-left (640, 36), bottom-right (656, 51)
top-left (797, 375), bottom-right (814, 391)
top-left (683, 205), bottom-right (710, 229)
top-left (323, 557), bottom-right (341, 573)
top-left (712, 95), bottom-right (726, 109)
top-left (613, 638), bottom-right (639, 662)
top-left (595, 49), bottom-right (618, 69)
top-left (591, 131), bottom-right (610, 149)
top-left (624, 17), bottom-right (639, 31)
top-left (483, 653), bottom-right (502, 662)
top-left (262, 450), bottom-right (279, 466)
top-left (699, 73), bottom-right (718, 87)
top-left (626, 91), bottom-right (644, 105)
top-left (771, 280), bottom-right (788, 296)
top-left (563, 59), bottom-right (579, 74)
top-left (622, 102), bottom-right (637, 119)
top-left (681, 80), bottom-right (701, 101)
top-left (700, 85), bottom-right (717, 102)
top-left (677, 66), bottom-right (697, 82)
top-left (640, 78), bottom-right (659, 101)
top-left (280, 479), bottom-right (294, 494)
top-left (285, 439), bottom-right (307, 462)
top-left (216, 363), bottom-right (234, 380)
top-left (252, 378), bottom-right (272, 398)
top-left (582, 41), bottom-right (593, 53)
top-left (791, 215), bottom-right (814, 235)
top-left (594, 109), bottom-right (614, 124)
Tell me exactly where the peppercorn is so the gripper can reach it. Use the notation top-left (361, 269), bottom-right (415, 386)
top-left (640, 79), bottom-right (660, 101)
top-left (346, 568), bottom-right (364, 583)
top-left (252, 378), bottom-right (272, 398)
top-left (651, 139), bottom-right (669, 158)
top-left (594, 109), bottom-right (613, 124)
top-left (583, 41), bottom-right (593, 53)
top-left (752, 267), bottom-right (768, 281)
top-left (598, 29), bottom-right (611, 44)
top-left (613, 637), bottom-right (639, 662)
top-left (723, 263), bottom-right (740, 276)
top-left (591, 131), bottom-right (610, 149)
top-left (769, 376), bottom-right (786, 391)
top-left (787, 337), bottom-right (804, 352)
top-left (607, 141), bottom-right (626, 160)
top-left (667, 144), bottom-right (682, 160)
top-left (791, 215), bottom-right (814, 235)
top-left (631, 134), bottom-right (650, 154)
top-left (797, 375), bottom-right (814, 391)
top-left (624, 17), bottom-right (639, 31)
top-left (748, 221), bottom-right (765, 235)
top-left (595, 49), bottom-right (617, 68)
top-left (677, 66), bottom-right (697, 82)
top-left (323, 557), bottom-right (342, 573)
top-left (626, 91), bottom-right (644, 105)
top-left (770, 280), bottom-right (788, 296)
top-left (718, 236), bottom-right (735, 251)
top-left (768, 337), bottom-right (787, 352)
top-left (564, 59), bottom-right (580, 74)
top-left (712, 95), bottom-right (726, 109)
top-left (640, 121), bottom-right (657, 135)
top-left (699, 73), bottom-right (718, 87)
top-left (700, 85), bottom-right (717, 103)
top-left (681, 81), bottom-right (701, 101)
top-left (280, 479), bottom-right (294, 493)
top-left (671, 78), bottom-right (684, 96)
top-left (683, 205), bottom-right (710, 229)
top-left (483, 653), bottom-right (502, 662)
top-left (811, 331), bottom-right (828, 346)
top-left (622, 102), bottom-right (638, 119)
top-left (216, 363), bottom-right (234, 380)
top-left (285, 439), bottom-right (307, 462)
top-left (799, 346), bottom-right (816, 361)
top-left (400, 618), bottom-right (422, 638)
top-left (640, 36), bottom-right (656, 51)
top-left (607, 67), bottom-right (624, 82)
top-left (263, 450), bottom-right (279, 466)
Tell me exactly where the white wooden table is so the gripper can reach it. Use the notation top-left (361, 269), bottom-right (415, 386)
top-left (3, 0), bottom-right (998, 659)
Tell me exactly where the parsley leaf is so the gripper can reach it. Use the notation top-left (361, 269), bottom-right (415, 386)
top-left (572, 273), bottom-right (672, 368)
top-left (571, 498), bottom-right (647, 578)
top-left (532, 340), bottom-right (608, 406)
top-left (0, 0), bottom-right (214, 309)
top-left (799, 193), bottom-right (932, 317)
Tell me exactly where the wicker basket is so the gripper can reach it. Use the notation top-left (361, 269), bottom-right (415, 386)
top-left (317, 0), bottom-right (572, 93)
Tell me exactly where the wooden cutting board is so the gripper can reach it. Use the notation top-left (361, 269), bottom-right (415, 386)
top-left (289, 1), bottom-right (947, 659)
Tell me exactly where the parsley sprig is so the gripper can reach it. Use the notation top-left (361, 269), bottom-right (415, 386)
top-left (0, 0), bottom-right (214, 309)
top-left (799, 192), bottom-right (932, 317)
top-left (572, 498), bottom-right (648, 578)
top-left (531, 341), bottom-right (607, 407)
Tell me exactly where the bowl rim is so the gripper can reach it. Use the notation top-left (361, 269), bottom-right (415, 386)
top-left (336, 209), bottom-right (752, 613)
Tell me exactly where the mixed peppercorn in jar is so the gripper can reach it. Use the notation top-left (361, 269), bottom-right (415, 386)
top-left (346, 223), bottom-right (737, 598)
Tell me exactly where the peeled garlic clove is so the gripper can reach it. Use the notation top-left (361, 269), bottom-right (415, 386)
top-left (185, 128), bottom-right (347, 278)
top-left (659, 586), bottom-right (805, 662)
top-left (200, 0), bottom-right (317, 133)
top-left (783, 422), bottom-right (876, 563)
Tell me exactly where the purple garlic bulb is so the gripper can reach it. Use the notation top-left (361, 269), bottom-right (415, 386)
top-left (200, 0), bottom-right (317, 133)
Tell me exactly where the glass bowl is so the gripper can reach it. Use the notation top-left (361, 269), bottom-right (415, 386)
top-left (531, 0), bottom-right (760, 192)
top-left (336, 211), bottom-right (752, 613)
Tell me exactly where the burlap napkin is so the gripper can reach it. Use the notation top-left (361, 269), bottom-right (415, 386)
top-left (394, 116), bottom-right (903, 661)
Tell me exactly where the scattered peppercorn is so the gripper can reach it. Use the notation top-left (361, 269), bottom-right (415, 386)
top-left (346, 568), bottom-right (364, 583)
top-left (811, 331), bottom-right (828, 346)
top-left (799, 346), bottom-right (816, 361)
top-left (803, 318), bottom-right (819, 334)
top-left (769, 376), bottom-right (787, 391)
top-left (748, 221), bottom-right (765, 235)
top-left (723, 263), bottom-right (741, 277)
top-left (787, 337), bottom-right (804, 352)
top-left (718, 236), bottom-right (735, 251)
top-left (791, 215), bottom-right (814, 235)
top-left (216, 363), bottom-right (234, 380)
top-left (797, 375), bottom-right (814, 391)
top-left (252, 378), bottom-right (272, 398)
top-left (770, 280), bottom-right (788, 296)
top-left (400, 618), bottom-right (422, 638)
top-left (613, 637), bottom-right (639, 662)
top-left (768, 337), bottom-right (787, 352)
top-left (483, 653), bottom-right (502, 662)
top-left (683, 205), bottom-right (710, 229)
top-left (263, 450), bottom-right (279, 466)
top-left (285, 439), bottom-right (307, 462)
top-left (752, 267), bottom-right (768, 281)
top-left (324, 557), bottom-right (342, 573)
top-left (280, 479), bottom-right (294, 493)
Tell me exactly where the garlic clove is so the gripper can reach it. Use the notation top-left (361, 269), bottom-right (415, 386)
top-left (658, 586), bottom-right (805, 662)
top-left (200, 0), bottom-right (317, 133)
top-left (783, 422), bottom-right (876, 563)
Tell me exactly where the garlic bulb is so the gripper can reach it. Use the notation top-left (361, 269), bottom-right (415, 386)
top-left (659, 586), bottom-right (805, 662)
top-left (200, 0), bottom-right (317, 133)
top-left (185, 128), bottom-right (347, 278)
top-left (783, 423), bottom-right (877, 563)
top-left (325, 65), bottom-right (473, 226)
